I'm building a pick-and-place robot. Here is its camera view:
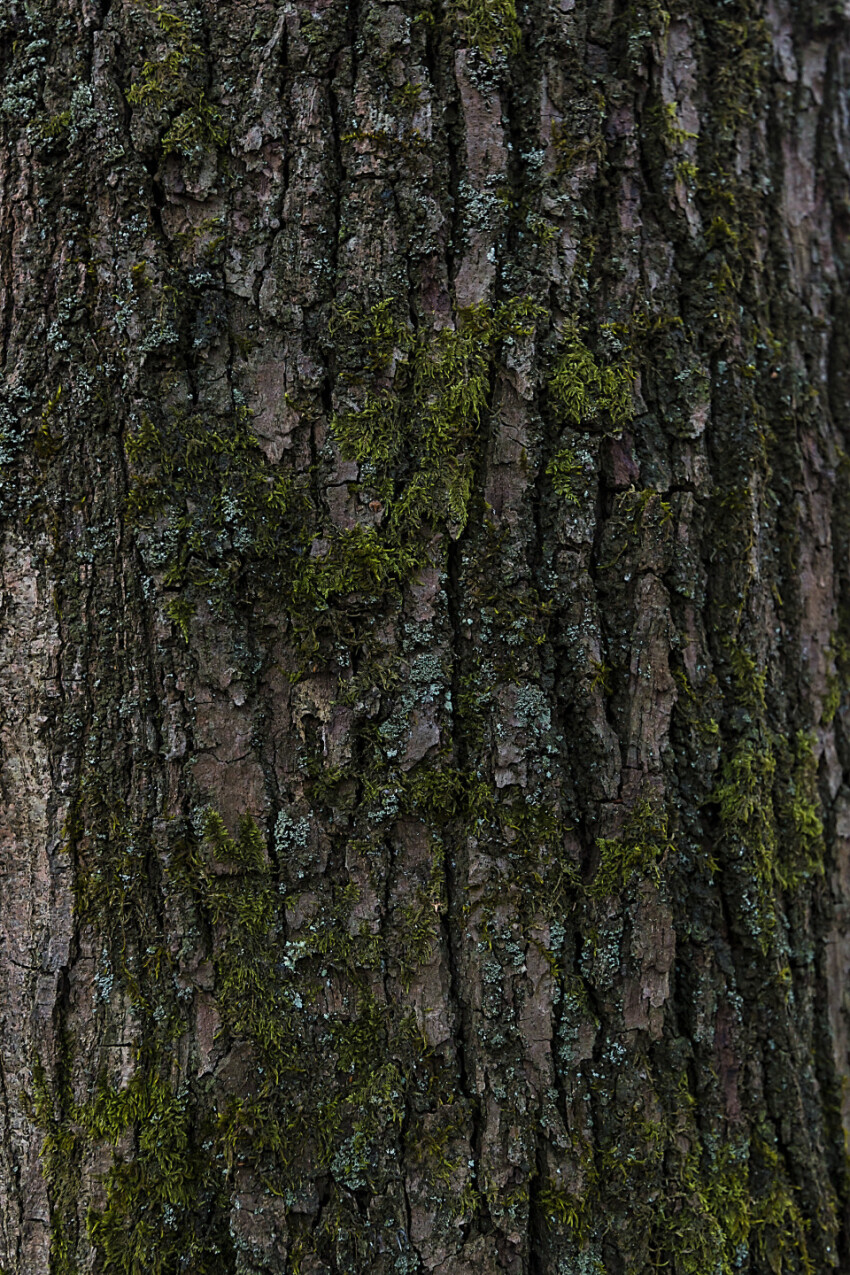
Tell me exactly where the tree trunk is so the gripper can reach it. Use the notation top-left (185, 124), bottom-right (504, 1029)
top-left (1, 0), bottom-right (850, 1271)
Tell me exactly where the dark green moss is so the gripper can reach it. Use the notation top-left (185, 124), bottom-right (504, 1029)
top-left (126, 5), bottom-right (228, 164)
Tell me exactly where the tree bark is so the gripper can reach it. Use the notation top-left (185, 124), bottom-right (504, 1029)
top-left (2, 0), bottom-right (850, 1271)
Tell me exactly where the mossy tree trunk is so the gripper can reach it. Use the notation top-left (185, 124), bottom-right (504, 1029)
top-left (2, 0), bottom-right (850, 1271)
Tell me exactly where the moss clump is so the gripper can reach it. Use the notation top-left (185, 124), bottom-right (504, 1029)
top-left (712, 642), bottom-right (826, 948)
top-left (332, 296), bottom-right (543, 536)
top-left (126, 4), bottom-right (228, 162)
top-left (649, 1135), bottom-right (813, 1275)
top-left (292, 525), bottom-right (421, 619)
top-left (30, 109), bottom-right (72, 145)
top-left (127, 296), bottom-right (544, 660)
top-left (823, 634), bottom-right (850, 724)
top-left (714, 737), bottom-right (777, 871)
top-left (175, 812), bottom-right (292, 1057)
top-left (546, 445), bottom-right (583, 503)
top-left (587, 800), bottom-right (673, 899)
top-left (548, 320), bottom-right (635, 431)
top-left (174, 809), bottom-right (426, 1202)
top-left (160, 94), bottom-right (227, 160)
top-left (552, 109), bottom-right (607, 175)
top-left (163, 595), bottom-right (194, 641)
top-left (400, 763), bottom-right (495, 825)
top-left (33, 385), bottom-right (64, 460)
top-left (26, 1053), bottom-right (80, 1275)
top-left (538, 1072), bottom-right (815, 1275)
top-left (28, 1048), bottom-right (233, 1275)
top-left (127, 403), bottom-right (306, 603)
top-left (395, 837), bottom-right (446, 989)
top-left (448, 0), bottom-right (520, 57)
top-left (81, 1061), bottom-right (232, 1275)
top-left (57, 787), bottom-right (449, 1270)
top-left (777, 730), bottom-right (825, 884)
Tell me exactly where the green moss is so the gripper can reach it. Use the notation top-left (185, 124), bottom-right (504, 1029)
top-left (586, 800), bottom-right (673, 899)
top-left (727, 642), bottom-right (768, 711)
top-left (339, 125), bottom-right (428, 160)
top-left (26, 1052), bottom-right (81, 1274)
top-left (550, 91), bottom-right (607, 176)
top-left (81, 1061), bottom-right (232, 1275)
top-left (31, 109), bottom-right (72, 144)
top-left (649, 1137), bottom-right (813, 1275)
top-left (588, 659), bottom-right (613, 695)
top-left (712, 641), bottom-right (827, 949)
top-left (47, 731), bottom-right (828, 1274)
top-left (779, 730), bottom-right (825, 883)
top-left (715, 738), bottom-right (776, 854)
top-left (330, 388), bottom-right (404, 467)
top-left (28, 1041), bottom-right (232, 1275)
top-left (55, 783), bottom-right (451, 1269)
top-left (822, 674), bottom-right (841, 726)
top-left (401, 764), bottom-right (495, 825)
top-left (546, 445), bottom-right (583, 503)
top-left (524, 208), bottom-right (559, 245)
top-left (660, 100), bottom-right (698, 147)
top-left (68, 780), bottom-right (154, 969)
top-left (537, 1071), bottom-right (814, 1275)
top-left (448, 0), bottom-right (520, 57)
top-left (392, 82), bottom-right (424, 109)
top-left (160, 94), bottom-right (228, 160)
top-left (126, 4), bottom-right (228, 162)
top-left (548, 319), bottom-right (635, 430)
top-left (397, 840), bottom-right (445, 989)
top-left (333, 297), bottom-right (543, 537)
top-left (673, 668), bottom-right (721, 742)
top-left (33, 385), bottom-right (63, 460)
top-left (127, 297), bottom-right (544, 665)
top-left (823, 634), bottom-right (850, 724)
top-left (292, 524), bottom-right (420, 614)
top-left (126, 403), bottom-right (307, 605)
top-left (163, 595), bottom-right (194, 641)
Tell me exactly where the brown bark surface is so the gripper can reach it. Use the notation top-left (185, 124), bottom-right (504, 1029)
top-left (2, 0), bottom-right (850, 1271)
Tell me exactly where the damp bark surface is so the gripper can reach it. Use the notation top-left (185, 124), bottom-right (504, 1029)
top-left (2, 0), bottom-right (850, 1272)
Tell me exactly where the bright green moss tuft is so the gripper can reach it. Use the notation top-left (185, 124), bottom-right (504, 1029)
top-left (81, 1063), bottom-right (231, 1275)
top-left (332, 296), bottom-right (544, 539)
top-left (587, 800), bottom-right (673, 899)
top-left (548, 320), bottom-right (636, 430)
top-left (546, 445), bottom-right (583, 503)
top-left (448, 0), bottom-right (521, 57)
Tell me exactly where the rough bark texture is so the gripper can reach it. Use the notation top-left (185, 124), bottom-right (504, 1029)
top-left (2, 0), bottom-right (850, 1271)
